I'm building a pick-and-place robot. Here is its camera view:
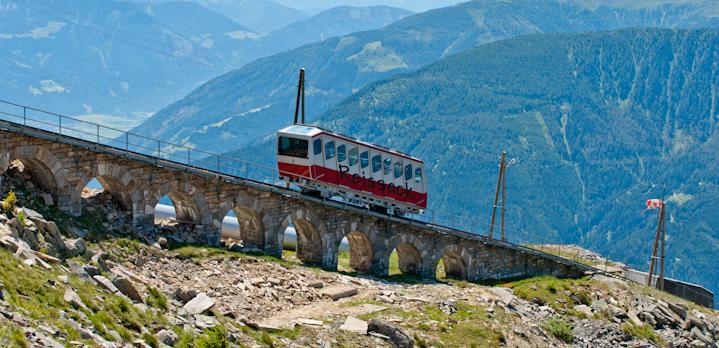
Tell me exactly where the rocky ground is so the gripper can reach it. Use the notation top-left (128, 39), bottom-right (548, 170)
top-left (0, 163), bottom-right (718, 347)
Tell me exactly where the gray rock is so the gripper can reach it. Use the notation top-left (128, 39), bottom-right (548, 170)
top-left (183, 292), bottom-right (214, 315)
top-left (368, 319), bottom-right (414, 348)
top-left (64, 288), bottom-right (88, 311)
top-left (21, 207), bottom-right (43, 220)
top-left (156, 329), bottom-right (178, 346)
top-left (307, 281), bottom-right (324, 289)
top-left (194, 314), bottom-right (218, 329)
top-left (83, 265), bottom-right (100, 277)
top-left (691, 326), bottom-right (713, 345)
top-left (319, 285), bottom-right (358, 300)
top-left (64, 238), bottom-right (86, 257)
top-left (488, 287), bottom-right (515, 307)
top-left (157, 237), bottom-right (168, 248)
top-left (91, 253), bottom-right (110, 273)
top-left (93, 275), bottom-right (119, 293)
top-left (668, 302), bottom-right (687, 320)
top-left (175, 287), bottom-right (197, 303)
top-left (44, 221), bottom-right (66, 253)
top-left (67, 260), bottom-right (91, 281)
top-left (41, 193), bottom-right (54, 206)
top-left (340, 316), bottom-right (368, 335)
top-left (113, 277), bottom-right (144, 303)
top-left (574, 304), bottom-right (593, 317)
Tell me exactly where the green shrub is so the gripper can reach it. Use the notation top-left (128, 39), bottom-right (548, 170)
top-left (1, 191), bottom-right (16, 215)
top-left (0, 324), bottom-right (28, 348)
top-left (16, 211), bottom-right (26, 228)
top-left (543, 316), bottom-right (573, 343)
top-left (623, 323), bottom-right (662, 344)
top-left (146, 287), bottom-right (169, 311)
top-left (196, 326), bottom-right (229, 348)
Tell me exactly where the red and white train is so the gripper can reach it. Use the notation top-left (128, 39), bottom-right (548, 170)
top-left (277, 125), bottom-right (427, 214)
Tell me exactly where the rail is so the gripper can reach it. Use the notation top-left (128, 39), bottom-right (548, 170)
top-left (1, 99), bottom-right (705, 300)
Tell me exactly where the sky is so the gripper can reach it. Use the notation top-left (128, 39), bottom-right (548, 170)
top-left (272, 0), bottom-right (466, 12)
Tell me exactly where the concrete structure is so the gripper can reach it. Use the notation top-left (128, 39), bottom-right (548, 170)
top-left (0, 118), bottom-right (592, 282)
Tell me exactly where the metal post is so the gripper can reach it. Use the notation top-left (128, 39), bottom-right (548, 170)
top-left (188, 149), bottom-right (191, 165)
top-left (647, 204), bottom-right (663, 287)
top-left (659, 207), bottom-right (667, 290)
top-left (126, 133), bottom-right (129, 151)
top-left (489, 152), bottom-right (506, 239)
top-left (157, 141), bottom-right (161, 158)
top-left (23, 106), bottom-right (26, 126)
top-left (501, 158), bottom-right (507, 241)
top-left (96, 124), bottom-right (100, 144)
top-left (217, 155), bottom-right (220, 172)
top-left (59, 115), bottom-right (62, 134)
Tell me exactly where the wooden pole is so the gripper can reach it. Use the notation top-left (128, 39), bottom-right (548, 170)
top-left (489, 151), bottom-right (506, 239)
top-left (647, 204), bottom-right (664, 287)
top-left (659, 206), bottom-right (667, 290)
top-left (501, 158), bottom-right (507, 242)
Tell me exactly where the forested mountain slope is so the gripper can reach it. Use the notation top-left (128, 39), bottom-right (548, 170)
top-left (132, 0), bottom-right (719, 153)
top-left (307, 28), bottom-right (719, 299)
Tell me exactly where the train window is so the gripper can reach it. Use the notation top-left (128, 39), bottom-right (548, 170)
top-left (337, 144), bottom-right (346, 162)
top-left (325, 141), bottom-right (335, 160)
top-left (415, 168), bottom-right (423, 182)
top-left (313, 139), bottom-right (322, 155)
top-left (405, 164), bottom-right (413, 181)
top-left (360, 151), bottom-right (369, 168)
top-left (278, 136), bottom-right (308, 158)
top-left (383, 158), bottom-right (392, 175)
top-left (372, 155), bottom-right (382, 173)
top-left (394, 160), bottom-right (403, 178)
top-left (348, 148), bottom-right (359, 166)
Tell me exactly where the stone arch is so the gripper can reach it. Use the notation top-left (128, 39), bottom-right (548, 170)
top-left (340, 229), bottom-right (374, 273)
top-left (435, 244), bottom-right (470, 280)
top-left (278, 208), bottom-right (326, 265)
top-left (73, 162), bottom-right (143, 218)
top-left (387, 234), bottom-right (424, 276)
top-left (146, 180), bottom-right (211, 225)
top-left (0, 145), bottom-right (67, 202)
top-left (217, 193), bottom-right (267, 248)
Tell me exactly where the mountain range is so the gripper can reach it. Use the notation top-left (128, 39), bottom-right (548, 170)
top-left (131, 0), bottom-right (719, 154)
top-left (227, 27), bottom-right (719, 301)
top-left (0, 0), bottom-right (411, 129)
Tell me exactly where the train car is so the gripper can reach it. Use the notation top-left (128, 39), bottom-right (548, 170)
top-left (277, 124), bottom-right (427, 214)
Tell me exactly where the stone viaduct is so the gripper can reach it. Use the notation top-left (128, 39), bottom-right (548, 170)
top-left (0, 120), bottom-right (591, 281)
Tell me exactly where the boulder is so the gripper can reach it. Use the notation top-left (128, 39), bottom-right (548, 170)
top-left (21, 207), bottom-right (43, 220)
top-left (157, 237), bottom-right (168, 249)
top-left (183, 292), bottom-right (214, 315)
top-left (319, 285), bottom-right (358, 300)
top-left (93, 275), bottom-right (119, 293)
top-left (64, 238), bottom-right (87, 257)
top-left (156, 329), bottom-right (178, 346)
top-left (295, 318), bottom-right (323, 327)
top-left (340, 316), bottom-right (368, 335)
top-left (573, 304), bottom-right (593, 317)
top-left (668, 302), bottom-right (687, 320)
top-left (63, 288), bottom-right (88, 311)
top-left (67, 260), bottom-right (91, 281)
top-left (368, 319), bottom-right (414, 348)
top-left (175, 287), bottom-right (198, 303)
top-left (488, 287), bottom-right (515, 307)
top-left (83, 265), bottom-right (100, 277)
top-left (44, 222), bottom-right (66, 253)
top-left (91, 253), bottom-right (110, 273)
top-left (194, 314), bottom-right (218, 329)
top-left (307, 281), bottom-right (324, 289)
top-left (113, 277), bottom-right (144, 303)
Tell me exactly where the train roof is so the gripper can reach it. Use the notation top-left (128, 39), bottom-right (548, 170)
top-left (279, 124), bottom-right (423, 163)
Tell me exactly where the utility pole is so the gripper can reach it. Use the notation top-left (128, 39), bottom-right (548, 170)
top-left (646, 200), bottom-right (666, 289)
top-left (489, 152), bottom-right (506, 240)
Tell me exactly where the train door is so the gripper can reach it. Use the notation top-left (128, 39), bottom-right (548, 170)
top-left (310, 136), bottom-right (323, 179)
top-left (370, 151), bottom-right (383, 197)
top-left (347, 146), bottom-right (360, 191)
top-left (323, 136), bottom-right (338, 185)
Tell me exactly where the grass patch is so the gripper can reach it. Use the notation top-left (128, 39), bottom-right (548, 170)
top-left (146, 287), bottom-right (169, 311)
top-left (388, 250), bottom-right (400, 276)
top-left (0, 323), bottom-right (28, 347)
top-left (623, 323), bottom-right (663, 345)
top-left (362, 301), bottom-right (506, 347)
top-left (503, 276), bottom-right (593, 317)
top-left (337, 250), bottom-right (352, 273)
top-left (542, 316), bottom-right (574, 343)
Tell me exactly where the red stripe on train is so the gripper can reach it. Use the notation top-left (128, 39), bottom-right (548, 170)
top-left (278, 162), bottom-right (427, 208)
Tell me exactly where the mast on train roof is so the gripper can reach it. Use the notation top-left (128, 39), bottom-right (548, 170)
top-left (293, 68), bottom-right (306, 125)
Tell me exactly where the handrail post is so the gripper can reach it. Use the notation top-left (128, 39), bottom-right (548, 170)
top-left (23, 106), bottom-right (26, 126)
top-left (244, 161), bottom-right (248, 178)
top-left (187, 148), bottom-right (191, 165)
top-left (157, 141), bottom-right (161, 158)
top-left (96, 124), bottom-right (100, 144)
top-left (216, 155), bottom-right (220, 172)
top-left (59, 115), bottom-right (62, 134)
top-left (126, 133), bottom-right (129, 151)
